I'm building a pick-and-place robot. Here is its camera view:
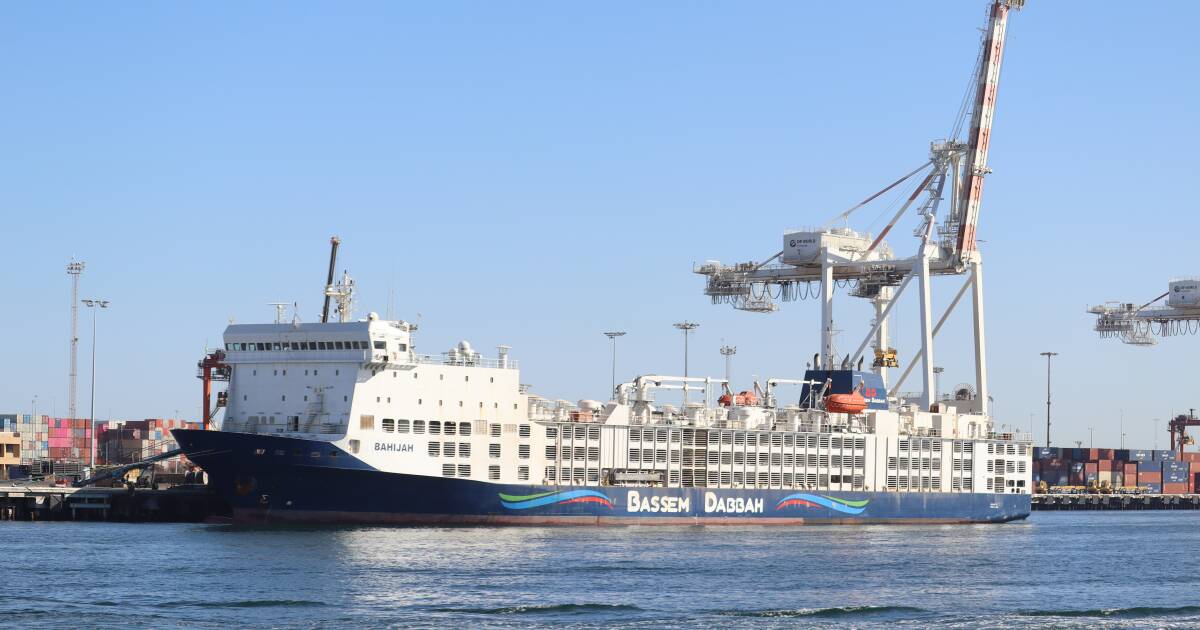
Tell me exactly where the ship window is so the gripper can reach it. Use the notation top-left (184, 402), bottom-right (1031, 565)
top-left (413, 420), bottom-right (425, 434)
top-left (490, 424), bottom-right (501, 437)
top-left (459, 443), bottom-right (471, 457)
top-left (428, 442), bottom-right (440, 456)
top-left (489, 465), bottom-right (501, 480)
top-left (429, 421), bottom-right (441, 435)
top-left (335, 342), bottom-right (344, 350)
top-left (459, 422), bottom-right (472, 436)
top-left (444, 422), bottom-right (457, 436)
top-left (545, 467), bottom-right (556, 482)
top-left (374, 340), bottom-right (386, 350)
top-left (546, 427), bottom-right (557, 439)
top-left (443, 441), bottom-right (454, 456)
top-left (519, 425), bottom-right (530, 438)
top-left (397, 419), bottom-right (409, 433)
top-left (359, 415), bottom-right (374, 430)
top-left (518, 444), bottom-right (530, 459)
top-left (382, 418), bottom-right (395, 433)
top-left (398, 343), bottom-right (407, 352)
top-left (442, 463), bottom-right (455, 477)
top-left (310, 451), bottom-right (320, 459)
top-left (457, 465), bottom-right (471, 478)
top-left (348, 440), bottom-right (360, 454)
top-left (518, 466), bottom-right (529, 481)
top-left (489, 444), bottom-right (501, 458)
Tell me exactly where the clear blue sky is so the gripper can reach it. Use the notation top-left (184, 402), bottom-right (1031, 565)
top-left (2, 2), bottom-right (1197, 449)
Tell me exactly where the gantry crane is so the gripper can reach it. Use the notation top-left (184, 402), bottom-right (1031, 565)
top-left (695, 0), bottom-right (1024, 413)
top-left (1089, 279), bottom-right (1200, 346)
top-left (1169, 410), bottom-right (1199, 459)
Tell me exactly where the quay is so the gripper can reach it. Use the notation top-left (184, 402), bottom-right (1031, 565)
top-left (0, 483), bottom-right (230, 522)
top-left (1033, 493), bottom-right (1200, 511)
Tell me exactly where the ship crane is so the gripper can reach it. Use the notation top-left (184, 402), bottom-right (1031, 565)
top-left (695, 0), bottom-right (1024, 413)
top-left (1089, 278), bottom-right (1200, 346)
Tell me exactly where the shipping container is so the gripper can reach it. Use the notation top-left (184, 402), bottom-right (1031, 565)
top-left (1163, 482), bottom-right (1190, 494)
top-left (1143, 482), bottom-right (1163, 493)
top-left (1138, 471), bottom-right (1163, 483)
top-left (1154, 449), bottom-right (1178, 461)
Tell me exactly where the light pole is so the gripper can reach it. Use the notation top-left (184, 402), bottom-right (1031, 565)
top-left (673, 321), bottom-right (699, 405)
top-left (82, 299), bottom-right (109, 470)
top-left (1153, 418), bottom-right (1160, 450)
top-left (932, 366), bottom-right (944, 401)
top-left (1040, 351), bottom-right (1057, 447)
top-left (1088, 426), bottom-right (1094, 449)
top-left (603, 332), bottom-right (625, 398)
top-left (720, 344), bottom-right (736, 386)
top-left (1119, 408), bottom-right (1125, 449)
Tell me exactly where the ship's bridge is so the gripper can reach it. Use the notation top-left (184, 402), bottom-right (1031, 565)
top-left (222, 319), bottom-right (415, 366)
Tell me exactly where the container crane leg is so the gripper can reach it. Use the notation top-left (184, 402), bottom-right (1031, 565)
top-left (820, 251), bottom-right (834, 368)
top-left (917, 248), bottom-right (936, 410)
top-left (971, 259), bottom-right (989, 416)
top-left (890, 272), bottom-right (973, 395)
top-left (875, 286), bottom-right (892, 386)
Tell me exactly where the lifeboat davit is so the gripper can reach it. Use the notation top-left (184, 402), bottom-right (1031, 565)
top-left (825, 390), bottom-right (867, 414)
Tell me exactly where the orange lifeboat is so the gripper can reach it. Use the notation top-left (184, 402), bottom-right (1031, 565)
top-left (719, 391), bottom-right (759, 407)
top-left (825, 390), bottom-right (867, 414)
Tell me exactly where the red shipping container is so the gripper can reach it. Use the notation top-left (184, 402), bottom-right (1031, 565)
top-left (1164, 482), bottom-right (1189, 494)
top-left (1184, 452), bottom-right (1200, 464)
top-left (1139, 471), bottom-right (1163, 483)
top-left (1124, 463), bottom-right (1139, 478)
top-left (1085, 462), bottom-right (1099, 476)
top-left (1098, 460), bottom-right (1114, 472)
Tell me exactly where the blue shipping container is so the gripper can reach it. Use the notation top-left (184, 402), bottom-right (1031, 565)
top-left (1154, 450), bottom-right (1178, 461)
top-left (1130, 450), bottom-right (1152, 462)
top-left (1143, 482), bottom-right (1163, 493)
top-left (1036, 447), bottom-right (1061, 460)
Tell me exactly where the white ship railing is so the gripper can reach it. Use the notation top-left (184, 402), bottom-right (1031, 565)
top-left (412, 354), bottom-right (518, 370)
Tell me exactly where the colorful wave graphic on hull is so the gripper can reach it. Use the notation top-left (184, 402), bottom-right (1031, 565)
top-left (775, 494), bottom-right (869, 515)
top-left (499, 490), bottom-right (614, 510)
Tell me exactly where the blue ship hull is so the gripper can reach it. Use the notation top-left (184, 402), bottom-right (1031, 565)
top-left (174, 429), bottom-right (1030, 525)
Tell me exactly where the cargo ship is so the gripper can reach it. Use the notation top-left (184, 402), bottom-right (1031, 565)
top-left (175, 0), bottom-right (1034, 525)
top-left (175, 236), bottom-right (1030, 525)
top-left (174, 295), bottom-right (1030, 524)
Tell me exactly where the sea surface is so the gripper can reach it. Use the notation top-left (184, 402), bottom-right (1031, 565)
top-left (6, 511), bottom-right (1200, 628)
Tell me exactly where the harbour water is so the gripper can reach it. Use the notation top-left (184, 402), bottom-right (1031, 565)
top-left (7, 512), bottom-right (1199, 628)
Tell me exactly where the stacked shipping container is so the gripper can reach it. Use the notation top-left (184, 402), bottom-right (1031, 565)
top-left (1033, 447), bottom-right (1198, 494)
top-left (0, 414), bottom-right (200, 469)
top-left (96, 419), bottom-right (201, 473)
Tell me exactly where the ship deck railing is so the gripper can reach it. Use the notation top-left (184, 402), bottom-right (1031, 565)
top-left (412, 354), bottom-right (517, 370)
